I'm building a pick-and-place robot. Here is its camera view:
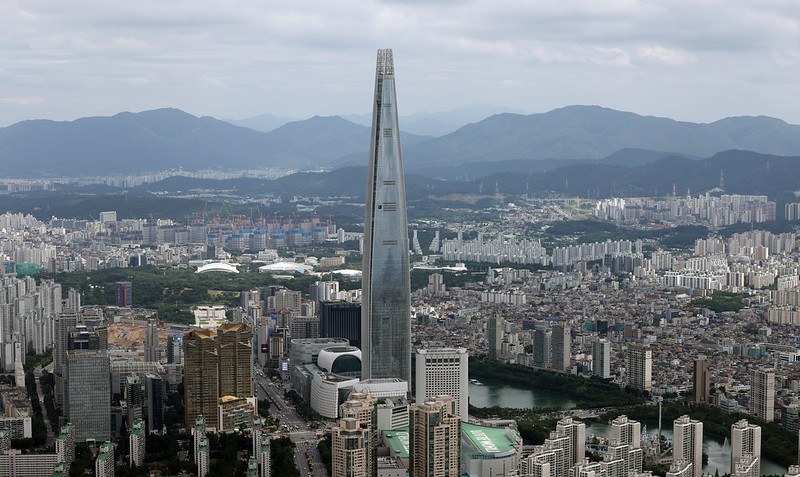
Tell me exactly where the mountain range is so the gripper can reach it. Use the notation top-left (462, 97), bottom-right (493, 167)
top-left (2, 105), bottom-right (800, 178)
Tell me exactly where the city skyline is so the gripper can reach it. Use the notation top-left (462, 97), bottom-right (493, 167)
top-left (2, 1), bottom-right (800, 127)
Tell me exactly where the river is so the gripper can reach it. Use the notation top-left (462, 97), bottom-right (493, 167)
top-left (469, 379), bottom-right (786, 475)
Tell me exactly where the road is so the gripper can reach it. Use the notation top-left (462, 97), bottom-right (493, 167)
top-left (33, 366), bottom-right (56, 447)
top-left (255, 370), bottom-right (329, 477)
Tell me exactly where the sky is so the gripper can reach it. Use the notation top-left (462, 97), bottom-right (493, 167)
top-left (2, 0), bottom-right (800, 127)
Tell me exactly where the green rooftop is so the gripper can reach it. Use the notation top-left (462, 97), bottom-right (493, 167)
top-left (382, 427), bottom-right (409, 459)
top-left (462, 423), bottom-right (519, 456)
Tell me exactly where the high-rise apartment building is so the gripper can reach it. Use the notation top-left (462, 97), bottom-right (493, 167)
top-left (610, 414), bottom-right (641, 448)
top-left (409, 396), bottom-right (462, 477)
top-left (415, 348), bottom-right (468, 420)
top-left (556, 416), bottom-right (586, 468)
top-left (129, 419), bottom-right (146, 466)
top-left (487, 314), bottom-right (504, 360)
top-left (95, 442), bottom-right (115, 477)
top-left (184, 329), bottom-right (220, 429)
top-left (145, 318), bottom-right (160, 362)
top-left (693, 356), bottom-right (710, 403)
top-left (184, 325), bottom-right (254, 430)
top-left (750, 367), bottom-right (775, 422)
top-left (217, 322), bottom-right (253, 398)
top-left (626, 344), bottom-right (652, 392)
top-left (331, 393), bottom-right (377, 477)
top-left (592, 338), bottom-right (612, 379)
top-left (673, 415), bottom-right (703, 477)
top-left (115, 281), bottom-right (132, 308)
top-left (731, 419), bottom-right (761, 477)
top-left (361, 48), bottom-right (412, 385)
top-left (66, 349), bottom-right (111, 441)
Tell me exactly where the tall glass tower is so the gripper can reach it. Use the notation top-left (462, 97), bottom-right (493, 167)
top-left (361, 49), bottom-right (411, 385)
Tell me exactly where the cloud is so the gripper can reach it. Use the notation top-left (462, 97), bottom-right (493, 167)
top-left (0, 0), bottom-right (799, 125)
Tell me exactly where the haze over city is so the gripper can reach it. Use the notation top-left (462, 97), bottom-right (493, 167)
top-left (3, 0), bottom-right (800, 127)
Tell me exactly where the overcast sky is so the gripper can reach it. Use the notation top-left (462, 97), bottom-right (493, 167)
top-left (2, 0), bottom-right (799, 127)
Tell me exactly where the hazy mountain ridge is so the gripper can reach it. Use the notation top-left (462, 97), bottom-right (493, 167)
top-left (67, 149), bottom-right (800, 202)
top-left (401, 106), bottom-right (800, 168)
top-left (2, 106), bottom-right (800, 178)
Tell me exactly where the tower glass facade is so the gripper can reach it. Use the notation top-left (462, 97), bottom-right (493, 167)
top-left (361, 49), bottom-right (411, 385)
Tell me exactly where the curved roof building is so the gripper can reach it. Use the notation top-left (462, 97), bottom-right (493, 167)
top-left (195, 262), bottom-right (239, 274)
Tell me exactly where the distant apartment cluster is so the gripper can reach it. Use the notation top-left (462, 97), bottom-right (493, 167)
top-left (594, 194), bottom-right (777, 225)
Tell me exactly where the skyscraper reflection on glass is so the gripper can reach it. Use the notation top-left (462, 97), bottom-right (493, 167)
top-left (361, 49), bottom-right (411, 386)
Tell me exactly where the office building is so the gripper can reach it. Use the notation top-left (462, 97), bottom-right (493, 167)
top-left (361, 48), bottom-right (412, 385)
top-left (218, 322), bottom-right (253, 398)
top-left (731, 420), bottom-right (761, 477)
top-left (551, 322), bottom-right (571, 373)
top-left (320, 301), bottom-right (361, 349)
top-left (693, 356), bottom-right (710, 403)
top-left (626, 344), bottom-right (652, 392)
top-left (533, 324), bottom-right (552, 369)
top-left (146, 373), bottom-right (165, 434)
top-left (167, 333), bottom-right (182, 364)
top-left (673, 415), bottom-right (703, 477)
top-left (144, 318), bottom-right (160, 362)
top-left (415, 347), bottom-right (468, 420)
top-left (54, 311), bottom-right (79, 408)
top-left (487, 314), bottom-right (504, 360)
top-left (66, 349), bottom-right (111, 441)
top-left (592, 338), bottom-right (612, 379)
top-left (115, 281), bottom-right (132, 308)
top-left (750, 367), bottom-right (775, 422)
top-left (409, 395), bottom-right (462, 477)
top-left (184, 329), bottom-right (220, 429)
top-left (95, 442), bottom-right (115, 477)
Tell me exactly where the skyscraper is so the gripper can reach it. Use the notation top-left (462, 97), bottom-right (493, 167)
top-left (144, 318), bottom-right (160, 362)
top-left (184, 329), bottom-right (220, 429)
top-left (551, 322), bottom-right (571, 373)
top-left (750, 367), bottom-right (775, 422)
top-left (217, 322), bottom-right (253, 398)
top-left (115, 281), bottom-right (132, 308)
top-left (66, 349), bottom-right (111, 442)
top-left (415, 348), bottom-right (468, 420)
top-left (409, 395), bottom-right (462, 477)
top-left (487, 314), bottom-right (504, 360)
top-left (626, 344), bottom-right (652, 392)
top-left (693, 356), bottom-right (710, 403)
top-left (592, 338), bottom-right (612, 379)
top-left (361, 49), bottom-right (411, 385)
top-left (673, 415), bottom-right (703, 477)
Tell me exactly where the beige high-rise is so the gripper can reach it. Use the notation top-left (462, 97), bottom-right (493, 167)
top-left (184, 329), bottom-right (219, 429)
top-left (749, 367), bottom-right (775, 422)
top-left (409, 395), bottom-right (461, 477)
top-left (218, 323), bottom-right (253, 398)
top-left (331, 393), bottom-right (377, 477)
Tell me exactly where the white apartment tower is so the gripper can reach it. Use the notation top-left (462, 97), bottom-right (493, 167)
top-left (415, 348), bottom-right (469, 420)
top-left (731, 420), bottom-right (761, 477)
top-left (673, 415), bottom-right (703, 477)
